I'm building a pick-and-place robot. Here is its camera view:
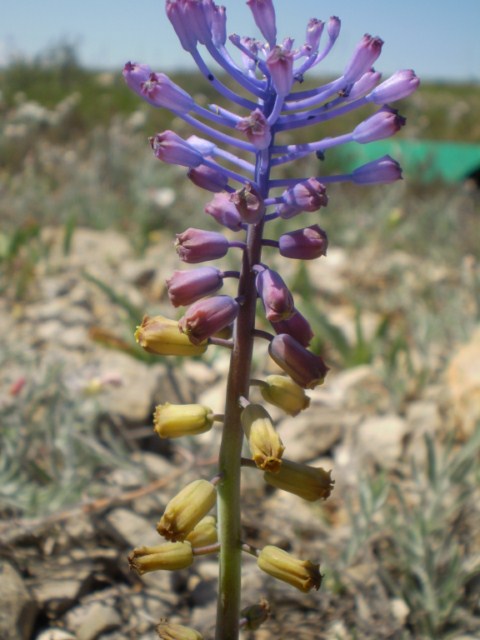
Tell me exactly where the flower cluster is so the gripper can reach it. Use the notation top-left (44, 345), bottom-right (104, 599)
top-left (124, 1), bottom-right (418, 637)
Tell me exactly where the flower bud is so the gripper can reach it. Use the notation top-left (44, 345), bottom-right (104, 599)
top-left (135, 315), bottom-right (208, 356)
top-left (266, 45), bottom-right (294, 97)
top-left (236, 109), bottom-right (272, 150)
top-left (188, 164), bottom-right (229, 192)
top-left (241, 404), bottom-right (284, 472)
top-left (305, 18), bottom-right (325, 53)
top-left (230, 183), bottom-right (266, 225)
top-left (166, 1), bottom-right (198, 52)
top-left (150, 131), bottom-right (203, 167)
top-left (139, 70), bottom-right (194, 113)
top-left (186, 515), bottom-right (218, 548)
top-left (153, 403), bottom-right (214, 438)
top-left (246, 0), bottom-right (277, 47)
top-left (157, 479), bottom-right (216, 542)
top-left (156, 620), bottom-right (204, 640)
top-left (277, 178), bottom-right (328, 219)
top-left (352, 155), bottom-right (402, 184)
top-left (257, 545), bottom-right (322, 593)
top-left (264, 459), bottom-right (334, 501)
top-left (352, 107), bottom-right (406, 144)
top-left (128, 541), bottom-right (193, 574)
top-left (368, 69), bottom-right (420, 104)
top-left (271, 309), bottom-right (314, 348)
top-left (179, 295), bottom-right (239, 345)
top-left (256, 267), bottom-right (295, 323)
top-left (278, 225), bottom-right (328, 260)
top-left (260, 374), bottom-right (310, 416)
top-left (211, 5), bottom-right (227, 47)
top-left (347, 69), bottom-right (382, 100)
top-left (268, 334), bottom-right (329, 389)
top-left (166, 267), bottom-right (223, 307)
top-left (343, 34), bottom-right (383, 84)
top-left (205, 192), bottom-right (243, 231)
top-left (175, 228), bottom-right (230, 263)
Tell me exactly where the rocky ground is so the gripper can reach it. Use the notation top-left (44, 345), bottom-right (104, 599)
top-left (1, 227), bottom-right (480, 640)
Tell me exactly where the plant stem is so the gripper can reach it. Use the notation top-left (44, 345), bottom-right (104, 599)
top-left (215, 147), bottom-right (271, 639)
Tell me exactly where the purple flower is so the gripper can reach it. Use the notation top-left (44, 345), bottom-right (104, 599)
top-left (166, 267), bottom-right (224, 307)
top-left (175, 228), bottom-right (230, 263)
top-left (343, 34), bottom-right (383, 84)
top-left (352, 107), bottom-right (406, 144)
top-left (236, 109), bottom-right (272, 150)
top-left (277, 178), bottom-right (328, 219)
top-left (246, 0), bottom-right (277, 47)
top-left (368, 69), bottom-right (420, 104)
top-left (269, 334), bottom-right (329, 389)
top-left (150, 131), bottom-right (203, 167)
top-left (123, 63), bottom-right (193, 113)
top-left (352, 155), bottom-right (403, 184)
top-left (266, 45), bottom-right (295, 97)
top-left (278, 225), bottom-right (328, 260)
top-left (179, 295), bottom-right (240, 344)
top-left (205, 193), bottom-right (244, 231)
top-left (305, 19), bottom-right (325, 53)
top-left (188, 164), bottom-right (229, 193)
top-left (256, 267), bottom-right (295, 323)
top-left (271, 310), bottom-right (314, 348)
top-left (230, 183), bottom-right (265, 225)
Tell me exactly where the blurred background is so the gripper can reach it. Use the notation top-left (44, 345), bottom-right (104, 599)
top-left (1, 3), bottom-right (479, 639)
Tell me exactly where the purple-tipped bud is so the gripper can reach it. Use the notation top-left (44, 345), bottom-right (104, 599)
top-left (236, 109), bottom-right (272, 150)
top-left (175, 228), bottom-right (230, 263)
top-left (230, 183), bottom-right (265, 225)
top-left (278, 225), bottom-right (328, 260)
top-left (205, 192), bottom-right (244, 231)
top-left (123, 62), bottom-right (151, 95)
top-left (256, 267), bottom-right (295, 323)
top-left (166, 0), bottom-right (198, 51)
top-left (352, 107), bottom-right (406, 144)
top-left (351, 155), bottom-right (403, 184)
top-left (246, 0), bottom-right (277, 47)
top-left (368, 69), bottom-right (420, 104)
top-left (343, 34), bottom-right (383, 84)
top-left (179, 295), bottom-right (239, 344)
top-left (266, 45), bottom-right (294, 97)
top-left (239, 37), bottom-right (260, 73)
top-left (166, 267), bottom-right (223, 306)
top-left (150, 131), bottom-right (203, 167)
top-left (271, 310), bottom-right (314, 348)
top-left (327, 16), bottom-right (341, 41)
top-left (347, 69), bottom-right (382, 100)
top-left (188, 164), bottom-right (228, 192)
top-left (135, 70), bottom-right (194, 113)
top-left (184, 0), bottom-right (211, 45)
top-left (211, 4), bottom-right (227, 46)
top-left (277, 178), bottom-right (328, 219)
top-left (269, 334), bottom-right (329, 389)
top-left (305, 18), bottom-right (325, 53)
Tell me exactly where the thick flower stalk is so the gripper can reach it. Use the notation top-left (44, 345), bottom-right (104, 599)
top-left (124, 2), bottom-right (418, 638)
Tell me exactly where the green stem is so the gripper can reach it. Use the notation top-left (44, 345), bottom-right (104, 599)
top-left (215, 147), bottom-right (271, 639)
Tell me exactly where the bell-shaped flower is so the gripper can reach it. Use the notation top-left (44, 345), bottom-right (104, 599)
top-left (305, 18), bottom-right (325, 53)
top-left (352, 155), bottom-right (402, 184)
top-left (241, 403), bottom-right (285, 472)
top-left (264, 458), bottom-right (334, 501)
top-left (230, 183), bottom-right (266, 225)
top-left (188, 164), bottom-right (229, 192)
top-left (186, 515), bottom-right (218, 549)
top-left (128, 541), bottom-right (193, 574)
top-left (268, 333), bottom-right (329, 389)
top-left (205, 192), bottom-right (244, 231)
top-left (123, 64), bottom-right (194, 113)
top-left (166, 267), bottom-right (224, 307)
top-left (157, 479), bottom-right (216, 541)
top-left (179, 295), bottom-right (239, 344)
top-left (246, 0), bottom-right (277, 46)
top-left (343, 34), bottom-right (383, 84)
top-left (135, 315), bottom-right (208, 356)
top-left (270, 309), bottom-right (314, 347)
top-left (153, 402), bottom-right (214, 438)
top-left (368, 69), bottom-right (420, 104)
top-left (257, 545), bottom-right (322, 593)
top-left (175, 228), bottom-right (230, 263)
top-left (256, 267), bottom-right (295, 323)
top-left (150, 131), bottom-right (203, 167)
top-left (278, 225), bottom-right (328, 260)
top-left (259, 374), bottom-right (310, 416)
top-left (156, 621), bottom-right (204, 640)
top-left (352, 107), bottom-right (406, 144)
top-left (277, 178), bottom-right (328, 219)
top-left (266, 45), bottom-right (294, 97)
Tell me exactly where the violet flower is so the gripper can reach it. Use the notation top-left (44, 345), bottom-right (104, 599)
top-left (125, 1), bottom-right (419, 636)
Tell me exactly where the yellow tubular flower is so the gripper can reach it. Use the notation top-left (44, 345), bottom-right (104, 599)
top-left (153, 403), bottom-right (214, 438)
top-left (128, 541), bottom-right (193, 574)
top-left (241, 404), bottom-right (285, 472)
top-left (264, 458), bottom-right (334, 501)
top-left (260, 374), bottom-right (310, 416)
top-left (157, 479), bottom-right (217, 542)
top-left (257, 545), bottom-right (322, 593)
top-left (135, 314), bottom-right (208, 356)
top-left (186, 515), bottom-right (218, 549)
top-left (156, 620), bottom-right (204, 640)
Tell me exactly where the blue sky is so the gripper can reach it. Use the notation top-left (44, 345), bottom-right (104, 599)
top-left (2, 1), bottom-right (479, 82)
